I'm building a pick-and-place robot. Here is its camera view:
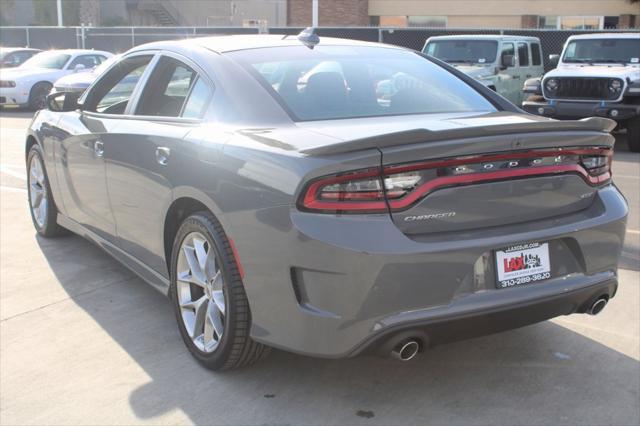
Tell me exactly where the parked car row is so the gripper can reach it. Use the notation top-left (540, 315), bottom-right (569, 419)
top-left (423, 33), bottom-right (640, 152)
top-left (0, 48), bottom-right (112, 110)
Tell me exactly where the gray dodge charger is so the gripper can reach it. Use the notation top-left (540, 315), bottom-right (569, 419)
top-left (26, 32), bottom-right (628, 370)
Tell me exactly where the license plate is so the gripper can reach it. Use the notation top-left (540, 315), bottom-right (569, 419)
top-left (495, 242), bottom-right (551, 289)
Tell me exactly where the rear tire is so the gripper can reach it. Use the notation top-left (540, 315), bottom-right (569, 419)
top-left (170, 211), bottom-right (270, 370)
top-left (626, 117), bottom-right (640, 153)
top-left (27, 144), bottom-right (67, 237)
top-left (28, 82), bottom-right (52, 111)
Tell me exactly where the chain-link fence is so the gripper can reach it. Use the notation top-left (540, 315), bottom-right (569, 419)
top-left (1, 26), bottom-right (638, 71)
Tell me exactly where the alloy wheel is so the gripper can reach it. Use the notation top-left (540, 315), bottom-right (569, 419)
top-left (28, 154), bottom-right (48, 228)
top-left (176, 232), bottom-right (226, 353)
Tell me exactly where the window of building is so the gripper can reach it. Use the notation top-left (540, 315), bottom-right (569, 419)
top-left (377, 16), bottom-right (408, 27)
top-left (604, 16), bottom-right (620, 29)
top-left (538, 16), bottom-right (604, 30)
top-left (560, 16), bottom-right (603, 29)
top-left (407, 16), bottom-right (447, 28)
top-left (538, 16), bottom-right (558, 29)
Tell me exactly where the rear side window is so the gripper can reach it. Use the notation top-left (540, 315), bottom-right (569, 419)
top-left (228, 45), bottom-right (496, 121)
top-left (182, 77), bottom-right (212, 119)
top-left (530, 43), bottom-right (542, 65)
top-left (518, 42), bottom-right (529, 66)
top-left (136, 56), bottom-right (198, 117)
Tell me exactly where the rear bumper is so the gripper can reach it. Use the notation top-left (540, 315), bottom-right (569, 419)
top-left (522, 99), bottom-right (640, 121)
top-left (352, 273), bottom-right (617, 356)
top-left (233, 185), bottom-right (627, 358)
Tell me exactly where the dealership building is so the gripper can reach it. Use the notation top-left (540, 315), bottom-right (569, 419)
top-left (2, 0), bottom-right (639, 29)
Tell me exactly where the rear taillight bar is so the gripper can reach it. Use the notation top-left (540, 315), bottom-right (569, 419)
top-left (299, 147), bottom-right (612, 214)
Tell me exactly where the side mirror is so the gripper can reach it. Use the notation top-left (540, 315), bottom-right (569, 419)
top-left (501, 54), bottom-right (515, 69)
top-left (74, 64), bottom-right (86, 72)
top-left (46, 91), bottom-right (81, 112)
top-left (548, 54), bottom-right (560, 67)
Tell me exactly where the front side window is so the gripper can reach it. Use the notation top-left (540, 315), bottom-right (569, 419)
top-left (563, 38), bottom-right (640, 64)
top-left (136, 56), bottom-right (198, 117)
top-left (21, 52), bottom-right (71, 69)
top-left (501, 42), bottom-right (514, 63)
top-left (229, 46), bottom-right (496, 121)
top-left (84, 55), bottom-right (152, 115)
top-left (425, 40), bottom-right (498, 64)
top-left (518, 42), bottom-right (529, 67)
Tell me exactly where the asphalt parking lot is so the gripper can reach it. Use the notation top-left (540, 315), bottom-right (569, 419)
top-left (0, 110), bottom-right (638, 426)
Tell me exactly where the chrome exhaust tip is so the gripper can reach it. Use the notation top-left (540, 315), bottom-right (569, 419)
top-left (588, 296), bottom-right (608, 316)
top-left (390, 340), bottom-right (420, 361)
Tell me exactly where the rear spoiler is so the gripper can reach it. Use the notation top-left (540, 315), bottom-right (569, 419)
top-left (300, 117), bottom-right (616, 156)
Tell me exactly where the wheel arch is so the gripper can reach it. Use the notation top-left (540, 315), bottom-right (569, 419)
top-left (163, 188), bottom-right (226, 276)
top-left (25, 134), bottom-right (39, 159)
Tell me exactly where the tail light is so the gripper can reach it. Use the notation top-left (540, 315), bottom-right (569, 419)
top-left (299, 148), bottom-right (612, 214)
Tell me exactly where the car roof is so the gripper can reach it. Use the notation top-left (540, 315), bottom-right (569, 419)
top-left (566, 33), bottom-right (640, 41)
top-left (34, 49), bottom-right (112, 56)
top-left (426, 35), bottom-right (541, 42)
top-left (131, 34), bottom-right (405, 54)
top-left (0, 47), bottom-right (41, 53)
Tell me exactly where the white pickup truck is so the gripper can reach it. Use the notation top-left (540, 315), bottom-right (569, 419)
top-left (522, 33), bottom-right (640, 152)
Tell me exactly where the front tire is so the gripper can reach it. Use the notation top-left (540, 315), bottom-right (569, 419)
top-left (27, 144), bottom-right (67, 237)
top-left (626, 117), bottom-right (640, 153)
top-left (170, 212), bottom-right (270, 370)
top-left (28, 82), bottom-right (52, 111)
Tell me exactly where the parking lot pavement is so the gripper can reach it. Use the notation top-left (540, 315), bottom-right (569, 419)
top-left (0, 110), bottom-right (638, 426)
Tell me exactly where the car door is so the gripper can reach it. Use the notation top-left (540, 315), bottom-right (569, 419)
top-left (105, 53), bottom-right (213, 275)
top-left (54, 53), bottom-right (155, 243)
top-left (497, 41), bottom-right (519, 104)
top-left (514, 41), bottom-right (532, 105)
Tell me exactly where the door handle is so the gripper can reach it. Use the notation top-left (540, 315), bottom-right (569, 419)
top-left (526, 74), bottom-right (532, 78)
top-left (155, 147), bottom-right (170, 166)
top-left (94, 141), bottom-right (104, 158)
top-left (512, 75), bottom-right (521, 80)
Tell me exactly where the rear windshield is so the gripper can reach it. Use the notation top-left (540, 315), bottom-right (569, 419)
top-left (228, 45), bottom-right (496, 121)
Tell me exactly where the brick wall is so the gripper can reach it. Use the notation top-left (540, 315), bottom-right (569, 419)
top-left (287, 0), bottom-right (369, 26)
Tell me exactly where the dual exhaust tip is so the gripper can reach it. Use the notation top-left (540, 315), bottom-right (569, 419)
top-left (588, 295), bottom-right (609, 316)
top-left (388, 294), bottom-right (609, 361)
top-left (390, 339), bottom-right (420, 361)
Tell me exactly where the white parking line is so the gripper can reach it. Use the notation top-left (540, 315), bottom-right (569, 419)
top-left (0, 165), bottom-right (26, 181)
top-left (627, 229), bottom-right (640, 235)
top-left (0, 186), bottom-right (26, 193)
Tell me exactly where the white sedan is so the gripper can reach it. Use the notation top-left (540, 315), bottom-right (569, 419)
top-left (0, 49), bottom-right (112, 110)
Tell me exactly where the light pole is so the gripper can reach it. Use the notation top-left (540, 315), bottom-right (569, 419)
top-left (312, 0), bottom-right (318, 27)
top-left (56, 0), bottom-right (63, 26)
